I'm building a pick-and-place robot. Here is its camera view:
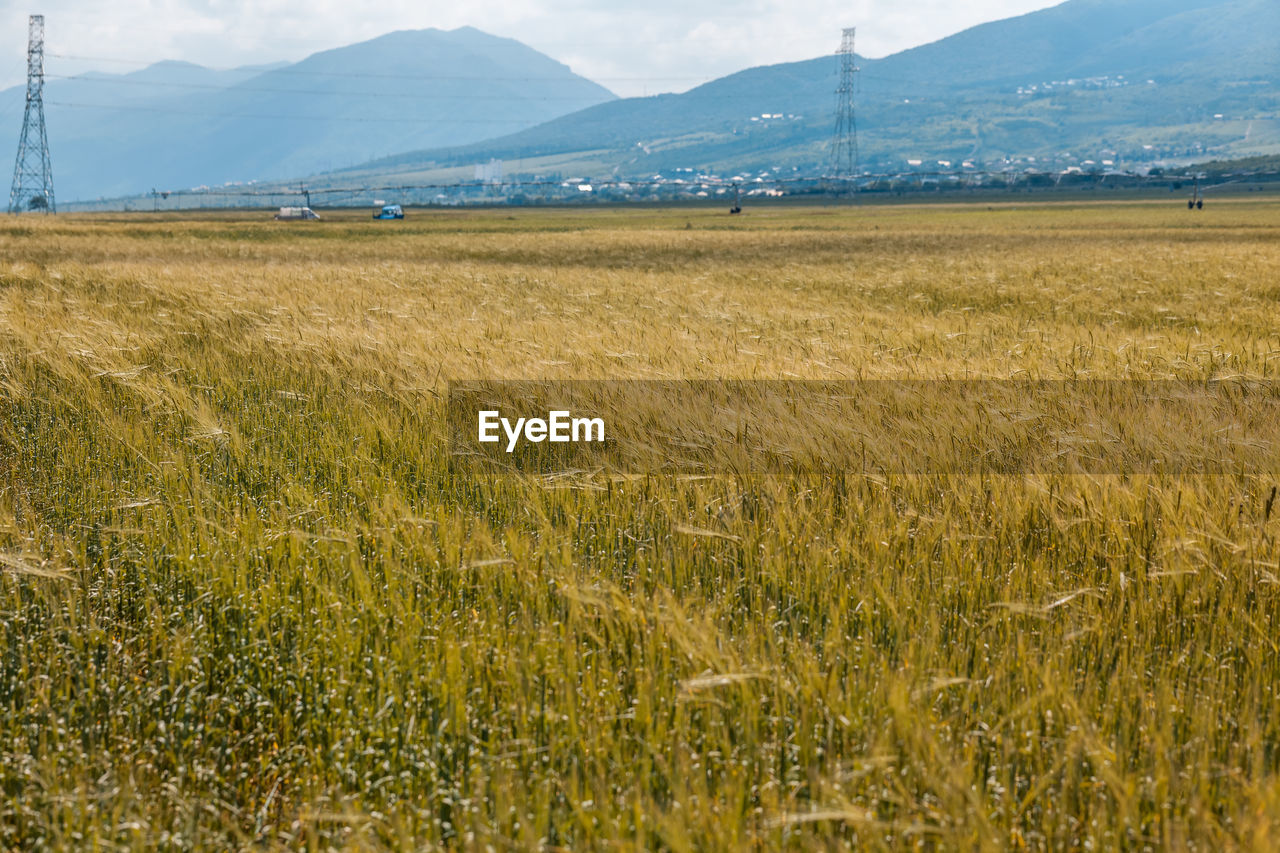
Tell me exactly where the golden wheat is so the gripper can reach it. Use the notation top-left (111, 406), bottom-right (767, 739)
top-left (0, 201), bottom-right (1278, 849)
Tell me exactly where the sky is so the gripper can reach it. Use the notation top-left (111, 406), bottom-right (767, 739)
top-left (0, 0), bottom-right (1061, 97)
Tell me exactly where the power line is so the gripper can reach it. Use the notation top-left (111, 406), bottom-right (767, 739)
top-left (46, 100), bottom-right (532, 125)
top-left (20, 54), bottom-right (1114, 103)
top-left (46, 53), bottom-right (713, 84)
top-left (43, 72), bottom-right (619, 102)
top-left (37, 70), bottom-right (941, 108)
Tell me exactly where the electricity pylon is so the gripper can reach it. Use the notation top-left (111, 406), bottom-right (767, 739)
top-left (830, 27), bottom-right (859, 188)
top-left (9, 15), bottom-right (55, 214)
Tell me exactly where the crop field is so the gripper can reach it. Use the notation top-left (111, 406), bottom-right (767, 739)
top-left (2, 201), bottom-right (1280, 849)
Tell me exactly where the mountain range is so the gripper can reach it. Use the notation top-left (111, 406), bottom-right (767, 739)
top-left (0, 27), bottom-right (615, 201)
top-left (329, 0), bottom-right (1280, 188)
top-left (7, 0), bottom-right (1279, 203)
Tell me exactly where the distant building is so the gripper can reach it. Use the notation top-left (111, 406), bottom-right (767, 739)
top-left (475, 159), bottom-right (503, 184)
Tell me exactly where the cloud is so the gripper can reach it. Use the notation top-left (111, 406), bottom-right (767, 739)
top-left (0, 0), bottom-right (1059, 96)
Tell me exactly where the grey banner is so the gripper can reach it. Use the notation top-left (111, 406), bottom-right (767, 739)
top-left (446, 380), bottom-right (1280, 474)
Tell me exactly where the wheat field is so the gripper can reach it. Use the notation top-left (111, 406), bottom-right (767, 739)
top-left (1, 200), bottom-right (1279, 849)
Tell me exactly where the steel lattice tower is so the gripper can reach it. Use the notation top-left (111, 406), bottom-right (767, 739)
top-left (9, 15), bottom-right (54, 215)
top-left (830, 27), bottom-right (859, 183)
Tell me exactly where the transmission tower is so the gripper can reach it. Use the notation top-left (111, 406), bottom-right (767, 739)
top-left (830, 27), bottom-right (859, 186)
top-left (9, 15), bottom-right (54, 215)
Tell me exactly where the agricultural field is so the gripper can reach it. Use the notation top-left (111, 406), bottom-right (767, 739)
top-left (1, 200), bottom-right (1279, 849)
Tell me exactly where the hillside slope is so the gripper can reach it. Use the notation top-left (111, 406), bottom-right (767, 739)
top-left (0, 27), bottom-right (615, 200)
top-left (339, 0), bottom-right (1280, 183)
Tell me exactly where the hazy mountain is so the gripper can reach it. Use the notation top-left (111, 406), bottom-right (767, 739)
top-left (339, 0), bottom-right (1279, 183)
top-left (0, 28), bottom-right (615, 200)
top-left (876, 0), bottom-right (1276, 86)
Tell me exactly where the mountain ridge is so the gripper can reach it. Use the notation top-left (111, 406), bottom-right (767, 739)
top-left (12, 0), bottom-right (1279, 203)
top-left (329, 0), bottom-right (1280, 185)
top-left (0, 27), bottom-right (616, 200)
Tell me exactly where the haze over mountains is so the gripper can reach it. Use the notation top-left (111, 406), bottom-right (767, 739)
top-left (340, 0), bottom-right (1279, 186)
top-left (0, 28), bottom-right (616, 200)
top-left (6, 0), bottom-right (1278, 203)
